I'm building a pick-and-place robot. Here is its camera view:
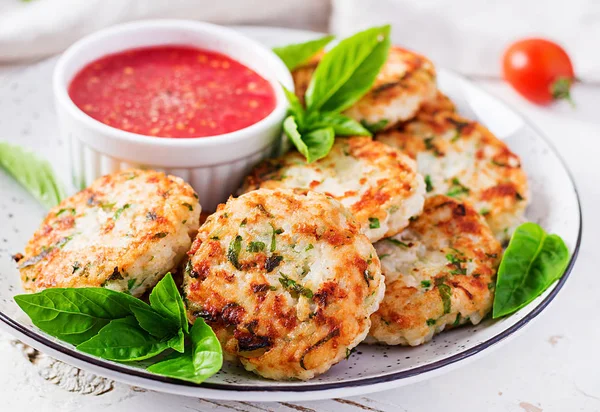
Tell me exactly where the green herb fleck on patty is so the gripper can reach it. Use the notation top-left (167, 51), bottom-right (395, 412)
top-left (424, 136), bottom-right (442, 156)
top-left (446, 177), bottom-right (470, 198)
top-left (247, 241), bottom-right (266, 252)
top-left (113, 204), bottom-right (130, 220)
top-left (100, 202), bottom-right (116, 212)
top-left (438, 284), bottom-right (452, 314)
top-left (270, 225), bottom-right (283, 252)
top-left (369, 217), bottom-right (380, 229)
top-left (279, 274), bottom-right (313, 298)
top-left (446, 253), bottom-right (467, 275)
top-left (56, 208), bottom-right (76, 216)
top-left (386, 238), bottom-right (409, 247)
top-left (425, 175), bottom-right (434, 192)
top-left (227, 235), bottom-right (243, 270)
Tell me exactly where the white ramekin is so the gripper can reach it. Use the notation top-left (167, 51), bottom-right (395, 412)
top-left (53, 20), bottom-right (293, 211)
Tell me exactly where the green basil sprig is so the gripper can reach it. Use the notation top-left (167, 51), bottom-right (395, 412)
top-left (147, 318), bottom-right (223, 384)
top-left (0, 142), bottom-right (64, 208)
top-left (273, 35), bottom-right (334, 71)
top-left (279, 25), bottom-right (391, 163)
top-left (492, 222), bottom-right (569, 318)
top-left (15, 273), bottom-right (222, 384)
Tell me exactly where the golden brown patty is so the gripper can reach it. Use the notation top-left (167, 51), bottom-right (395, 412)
top-left (183, 189), bottom-right (384, 380)
top-left (18, 169), bottom-right (200, 296)
top-left (418, 90), bottom-right (456, 115)
top-left (369, 195), bottom-right (502, 346)
top-left (239, 137), bottom-right (425, 243)
top-left (376, 110), bottom-right (529, 242)
top-left (292, 47), bottom-right (437, 129)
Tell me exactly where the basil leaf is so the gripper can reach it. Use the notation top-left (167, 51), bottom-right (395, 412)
top-left (14, 288), bottom-right (147, 345)
top-left (305, 25), bottom-right (391, 113)
top-left (283, 115), bottom-right (307, 158)
top-left (149, 273), bottom-right (189, 334)
top-left (147, 349), bottom-right (196, 380)
top-left (130, 304), bottom-right (179, 340)
top-left (284, 116), bottom-right (335, 163)
top-left (76, 317), bottom-right (169, 362)
top-left (302, 127), bottom-right (335, 163)
top-left (273, 35), bottom-right (334, 71)
top-left (282, 85), bottom-right (305, 125)
top-left (493, 223), bottom-right (569, 318)
top-left (320, 28), bottom-right (391, 113)
top-left (167, 329), bottom-right (186, 353)
top-left (306, 112), bottom-right (371, 136)
top-left (0, 142), bottom-right (65, 208)
top-left (147, 319), bottom-right (223, 384)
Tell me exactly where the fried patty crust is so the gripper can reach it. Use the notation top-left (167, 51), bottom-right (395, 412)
top-left (240, 137), bottom-right (426, 242)
top-left (183, 189), bottom-right (384, 380)
top-left (376, 110), bottom-right (529, 242)
top-left (418, 90), bottom-right (456, 115)
top-left (18, 169), bottom-right (200, 296)
top-left (369, 195), bottom-right (502, 346)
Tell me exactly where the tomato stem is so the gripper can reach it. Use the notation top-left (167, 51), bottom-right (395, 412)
top-left (550, 77), bottom-right (575, 108)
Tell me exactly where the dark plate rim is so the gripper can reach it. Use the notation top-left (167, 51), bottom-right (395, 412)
top-left (0, 28), bottom-right (583, 393)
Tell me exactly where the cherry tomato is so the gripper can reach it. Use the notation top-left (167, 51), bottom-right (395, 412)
top-left (502, 38), bottom-right (575, 105)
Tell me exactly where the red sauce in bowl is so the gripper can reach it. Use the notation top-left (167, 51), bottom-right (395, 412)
top-left (68, 46), bottom-right (277, 138)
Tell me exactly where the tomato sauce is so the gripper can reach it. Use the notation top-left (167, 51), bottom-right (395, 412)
top-left (68, 46), bottom-right (276, 138)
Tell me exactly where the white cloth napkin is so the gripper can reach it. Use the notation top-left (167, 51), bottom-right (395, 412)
top-left (0, 0), bottom-right (329, 62)
top-left (1, 0), bottom-right (598, 82)
top-left (331, 0), bottom-right (600, 82)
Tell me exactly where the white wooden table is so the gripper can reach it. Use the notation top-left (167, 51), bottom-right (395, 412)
top-left (0, 62), bottom-right (599, 411)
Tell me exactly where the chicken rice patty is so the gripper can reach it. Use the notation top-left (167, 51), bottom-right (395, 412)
top-left (240, 137), bottom-right (426, 243)
top-left (183, 189), bottom-right (384, 381)
top-left (292, 47), bottom-right (437, 129)
top-left (418, 90), bottom-right (456, 115)
top-left (369, 195), bottom-right (502, 346)
top-left (376, 110), bottom-right (529, 242)
top-left (18, 169), bottom-right (200, 297)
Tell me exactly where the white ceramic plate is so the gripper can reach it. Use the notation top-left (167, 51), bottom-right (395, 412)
top-left (0, 26), bottom-right (582, 402)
